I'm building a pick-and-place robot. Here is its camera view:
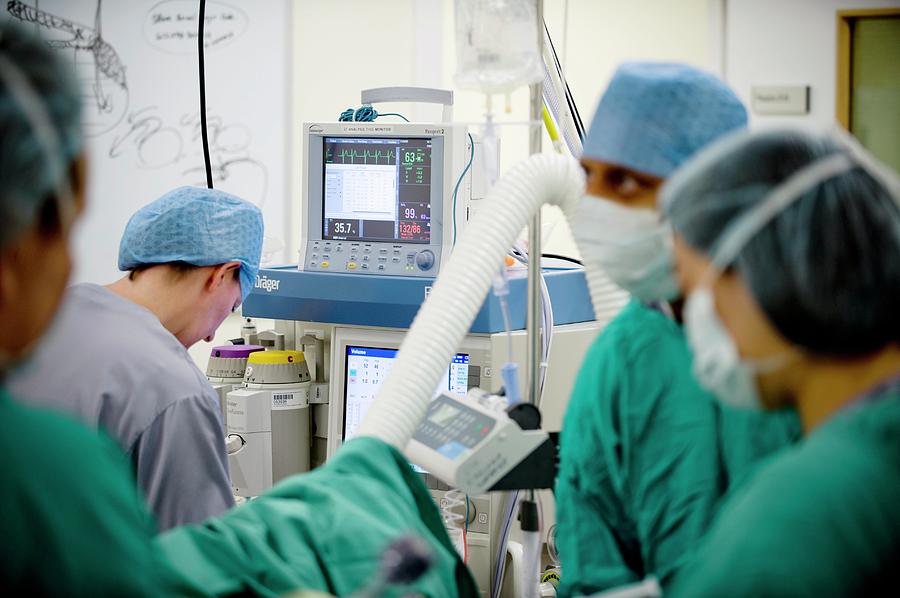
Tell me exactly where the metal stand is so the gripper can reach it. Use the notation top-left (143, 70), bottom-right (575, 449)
top-left (526, 0), bottom-right (544, 409)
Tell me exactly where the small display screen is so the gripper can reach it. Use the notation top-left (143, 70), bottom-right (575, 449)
top-left (342, 346), bottom-right (469, 442)
top-left (323, 137), bottom-right (432, 244)
top-left (414, 396), bottom-right (496, 455)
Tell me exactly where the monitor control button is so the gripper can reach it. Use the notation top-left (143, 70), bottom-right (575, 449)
top-left (415, 250), bottom-right (435, 271)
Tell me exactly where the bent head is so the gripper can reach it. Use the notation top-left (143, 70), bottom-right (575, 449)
top-left (127, 261), bottom-right (243, 347)
top-left (665, 128), bottom-right (900, 413)
top-left (117, 186), bottom-right (263, 348)
top-left (572, 62), bottom-right (747, 302)
top-left (0, 22), bottom-right (85, 372)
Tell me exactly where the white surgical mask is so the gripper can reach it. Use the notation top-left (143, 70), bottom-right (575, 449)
top-left (571, 195), bottom-right (679, 302)
top-left (684, 287), bottom-right (767, 409)
top-left (682, 150), bottom-right (858, 409)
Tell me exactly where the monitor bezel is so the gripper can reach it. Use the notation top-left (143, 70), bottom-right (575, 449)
top-left (327, 326), bottom-right (492, 459)
top-left (341, 344), bottom-right (471, 443)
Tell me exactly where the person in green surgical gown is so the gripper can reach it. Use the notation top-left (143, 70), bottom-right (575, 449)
top-left (0, 20), bottom-right (474, 598)
top-left (555, 63), bottom-right (801, 596)
top-left (664, 127), bottom-right (900, 596)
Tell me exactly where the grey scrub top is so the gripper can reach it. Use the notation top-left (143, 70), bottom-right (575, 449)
top-left (10, 283), bottom-right (234, 530)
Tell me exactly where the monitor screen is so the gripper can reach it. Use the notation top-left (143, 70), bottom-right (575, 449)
top-left (323, 137), bottom-right (432, 244)
top-left (342, 346), bottom-right (469, 442)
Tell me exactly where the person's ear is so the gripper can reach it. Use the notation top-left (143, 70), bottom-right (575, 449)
top-left (205, 261), bottom-right (241, 293)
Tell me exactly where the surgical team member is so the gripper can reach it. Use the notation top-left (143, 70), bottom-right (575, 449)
top-left (11, 186), bottom-right (261, 530)
top-left (555, 62), bottom-right (800, 595)
top-left (0, 20), bottom-right (169, 592)
top-left (664, 128), bottom-right (900, 596)
top-left (1, 21), bottom-right (474, 595)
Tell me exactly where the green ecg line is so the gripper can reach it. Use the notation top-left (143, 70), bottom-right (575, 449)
top-left (329, 148), bottom-right (396, 165)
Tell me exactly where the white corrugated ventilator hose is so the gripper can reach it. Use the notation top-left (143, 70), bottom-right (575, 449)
top-left (354, 152), bottom-right (628, 596)
top-left (355, 153), bottom-right (583, 447)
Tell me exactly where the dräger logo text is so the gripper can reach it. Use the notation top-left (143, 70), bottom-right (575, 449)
top-left (255, 274), bottom-right (281, 293)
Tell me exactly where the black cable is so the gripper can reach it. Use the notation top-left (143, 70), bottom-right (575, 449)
top-left (542, 253), bottom-right (582, 266)
top-left (543, 20), bottom-right (585, 140)
top-left (198, 0), bottom-right (213, 188)
top-left (545, 20), bottom-right (586, 138)
top-left (566, 81), bottom-right (585, 139)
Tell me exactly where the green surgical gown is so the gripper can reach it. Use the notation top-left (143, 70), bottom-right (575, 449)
top-left (0, 388), bottom-right (168, 595)
top-left (158, 436), bottom-right (477, 596)
top-left (555, 301), bottom-right (800, 596)
top-left (0, 388), bottom-right (476, 596)
top-left (668, 387), bottom-right (900, 596)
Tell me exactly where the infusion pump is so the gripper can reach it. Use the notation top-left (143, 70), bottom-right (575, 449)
top-left (299, 122), bottom-right (488, 278)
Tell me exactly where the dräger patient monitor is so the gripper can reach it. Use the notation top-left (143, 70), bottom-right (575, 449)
top-left (300, 122), bottom-right (476, 277)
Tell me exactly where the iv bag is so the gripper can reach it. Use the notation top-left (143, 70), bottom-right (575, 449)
top-left (454, 0), bottom-right (543, 94)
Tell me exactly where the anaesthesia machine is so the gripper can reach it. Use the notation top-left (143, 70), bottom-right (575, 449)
top-left (234, 87), bottom-right (602, 596)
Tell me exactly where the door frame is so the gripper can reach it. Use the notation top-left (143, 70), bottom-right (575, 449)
top-left (836, 8), bottom-right (900, 129)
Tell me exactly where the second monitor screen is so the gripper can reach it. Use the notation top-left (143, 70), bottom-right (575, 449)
top-left (323, 137), bottom-right (432, 244)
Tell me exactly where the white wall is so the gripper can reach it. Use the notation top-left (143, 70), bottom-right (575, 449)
top-left (724, 0), bottom-right (900, 129)
top-left (289, 0), bottom-right (419, 259)
top-left (289, 0), bottom-right (715, 259)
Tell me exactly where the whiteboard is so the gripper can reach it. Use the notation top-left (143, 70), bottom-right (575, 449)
top-left (3, 0), bottom-right (291, 283)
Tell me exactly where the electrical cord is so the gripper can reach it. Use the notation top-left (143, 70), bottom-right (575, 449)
top-left (463, 496), bottom-right (470, 564)
top-left (338, 106), bottom-right (410, 122)
top-left (377, 112), bottom-right (410, 121)
top-left (509, 243), bottom-right (554, 396)
top-left (543, 20), bottom-right (584, 140)
top-left (492, 490), bottom-right (520, 598)
top-left (542, 252), bottom-right (582, 266)
top-left (452, 133), bottom-right (475, 245)
top-left (198, 0), bottom-right (213, 188)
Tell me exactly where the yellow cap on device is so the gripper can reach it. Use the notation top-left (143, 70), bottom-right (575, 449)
top-left (247, 350), bottom-right (305, 365)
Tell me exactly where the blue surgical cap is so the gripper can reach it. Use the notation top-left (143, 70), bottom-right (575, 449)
top-left (118, 186), bottom-right (264, 300)
top-left (583, 62), bottom-right (747, 178)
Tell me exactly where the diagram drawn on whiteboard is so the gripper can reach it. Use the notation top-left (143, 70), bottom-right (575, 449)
top-left (7, 0), bottom-right (128, 137)
top-left (107, 106), bottom-right (269, 211)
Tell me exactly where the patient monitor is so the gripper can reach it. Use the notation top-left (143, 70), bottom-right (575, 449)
top-left (299, 122), bottom-right (481, 277)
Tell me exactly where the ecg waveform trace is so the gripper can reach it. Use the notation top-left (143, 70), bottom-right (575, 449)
top-left (326, 147), bottom-right (397, 166)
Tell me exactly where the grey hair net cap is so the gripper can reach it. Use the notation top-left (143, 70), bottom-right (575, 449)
top-left (663, 127), bottom-right (900, 356)
top-left (0, 21), bottom-right (83, 248)
top-left (582, 62), bottom-right (748, 178)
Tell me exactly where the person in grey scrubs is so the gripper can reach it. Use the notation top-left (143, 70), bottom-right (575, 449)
top-left (11, 186), bottom-right (264, 530)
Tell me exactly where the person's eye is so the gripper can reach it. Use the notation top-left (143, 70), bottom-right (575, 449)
top-left (605, 167), bottom-right (653, 199)
top-left (619, 175), bottom-right (641, 196)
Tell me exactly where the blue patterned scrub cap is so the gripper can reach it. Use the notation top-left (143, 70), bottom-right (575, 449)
top-left (118, 186), bottom-right (264, 300)
top-left (583, 62), bottom-right (748, 178)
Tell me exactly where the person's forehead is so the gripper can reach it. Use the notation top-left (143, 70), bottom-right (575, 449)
top-left (580, 157), bottom-right (663, 183)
